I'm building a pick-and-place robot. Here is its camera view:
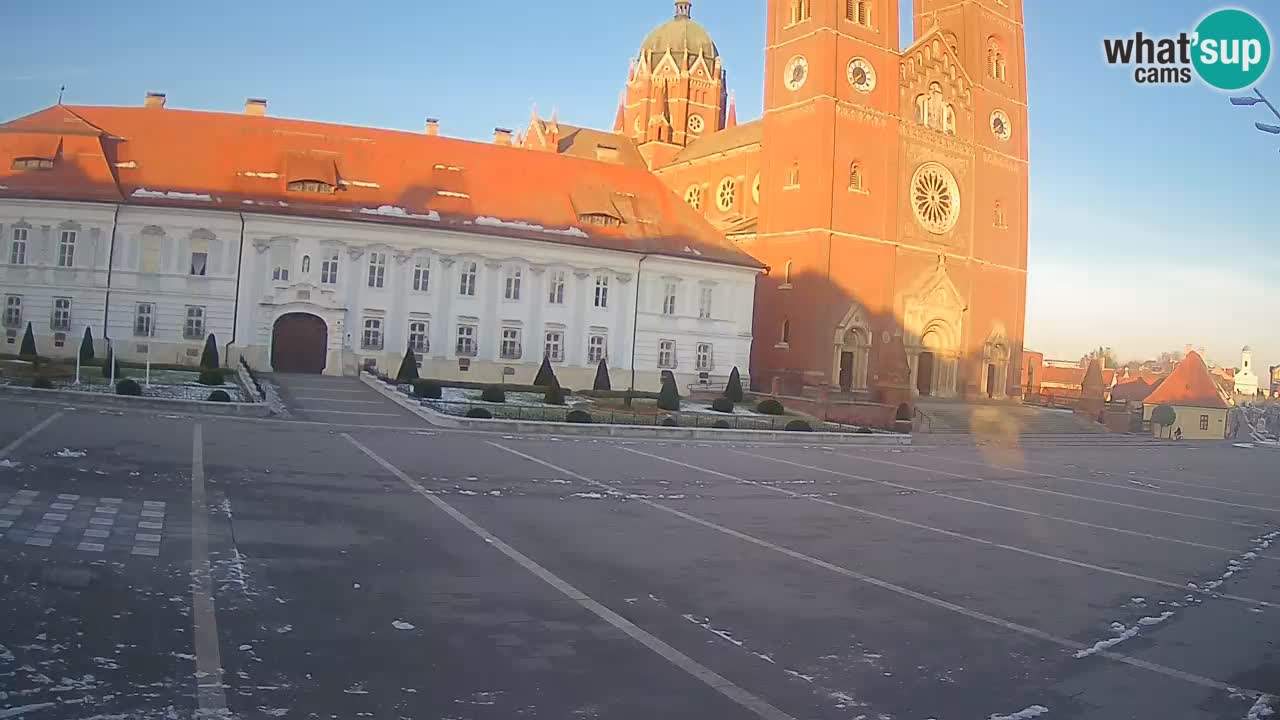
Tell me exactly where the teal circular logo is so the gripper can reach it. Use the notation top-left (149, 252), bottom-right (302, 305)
top-left (1193, 9), bottom-right (1271, 90)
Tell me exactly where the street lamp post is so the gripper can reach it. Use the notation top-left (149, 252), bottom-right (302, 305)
top-left (1229, 88), bottom-right (1280, 136)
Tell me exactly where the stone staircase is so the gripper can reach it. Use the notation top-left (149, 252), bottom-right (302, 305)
top-left (908, 398), bottom-right (1165, 447)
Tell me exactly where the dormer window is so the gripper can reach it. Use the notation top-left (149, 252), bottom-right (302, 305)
top-left (11, 157), bottom-right (53, 171)
top-left (287, 179), bottom-right (334, 194)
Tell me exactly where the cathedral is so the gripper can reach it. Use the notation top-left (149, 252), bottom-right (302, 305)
top-left (521, 0), bottom-right (1029, 402)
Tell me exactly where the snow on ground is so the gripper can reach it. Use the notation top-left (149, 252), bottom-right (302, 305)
top-left (989, 706), bottom-right (1050, 720)
top-left (1246, 695), bottom-right (1275, 719)
top-left (0, 459), bottom-right (20, 468)
top-left (54, 449), bottom-right (87, 458)
top-left (51, 377), bottom-right (245, 402)
top-left (679, 400), bottom-right (768, 417)
top-left (392, 620), bottom-right (416, 630)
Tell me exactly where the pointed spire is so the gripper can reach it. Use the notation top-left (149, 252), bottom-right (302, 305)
top-left (612, 93), bottom-right (626, 134)
top-left (725, 90), bottom-right (738, 129)
top-left (548, 107), bottom-right (559, 132)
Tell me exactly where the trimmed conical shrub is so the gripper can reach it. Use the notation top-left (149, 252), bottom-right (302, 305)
top-left (593, 358), bottom-right (611, 391)
top-left (200, 334), bottom-right (220, 370)
top-left (724, 366), bottom-right (743, 402)
top-left (396, 343), bottom-right (419, 382)
top-left (17, 322), bottom-right (36, 361)
top-left (79, 327), bottom-right (95, 363)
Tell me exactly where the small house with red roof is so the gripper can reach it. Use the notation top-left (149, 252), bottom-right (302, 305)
top-left (1141, 351), bottom-right (1232, 440)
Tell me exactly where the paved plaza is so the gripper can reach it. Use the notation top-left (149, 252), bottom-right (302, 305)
top-left (1, 392), bottom-right (1278, 720)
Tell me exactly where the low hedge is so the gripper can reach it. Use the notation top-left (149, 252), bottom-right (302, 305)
top-left (756, 399), bottom-right (785, 415)
top-left (116, 378), bottom-right (142, 396)
top-left (565, 410), bottom-right (593, 424)
top-left (710, 398), bottom-right (734, 413)
top-left (576, 389), bottom-right (662, 401)
top-left (661, 417), bottom-right (678, 427)
top-left (198, 369), bottom-right (224, 386)
top-left (479, 387), bottom-right (507, 403)
top-left (712, 419), bottom-right (731, 429)
top-left (856, 427), bottom-right (874, 434)
top-left (412, 380), bottom-right (443, 399)
top-left (414, 379), bottom-right (557, 394)
top-left (784, 420), bottom-right (812, 432)
top-left (32, 377), bottom-right (54, 390)
top-left (465, 407), bottom-right (493, 419)
top-left (207, 390), bottom-right (231, 402)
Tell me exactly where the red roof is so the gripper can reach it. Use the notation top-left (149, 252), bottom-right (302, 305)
top-left (1111, 378), bottom-right (1154, 402)
top-left (1143, 352), bottom-right (1231, 409)
top-left (0, 104), bottom-right (761, 269)
top-left (1038, 366), bottom-right (1117, 388)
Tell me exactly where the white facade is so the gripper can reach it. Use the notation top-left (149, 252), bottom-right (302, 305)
top-left (1, 199), bottom-right (758, 392)
top-left (1235, 346), bottom-right (1259, 398)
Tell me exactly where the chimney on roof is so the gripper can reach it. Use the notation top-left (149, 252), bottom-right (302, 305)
top-left (144, 92), bottom-right (167, 110)
top-left (425, 118), bottom-right (440, 136)
top-left (493, 127), bottom-right (514, 146)
top-left (244, 98), bottom-right (267, 116)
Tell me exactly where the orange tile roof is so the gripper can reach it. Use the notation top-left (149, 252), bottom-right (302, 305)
top-left (0, 104), bottom-right (761, 269)
top-left (1110, 378), bottom-right (1153, 402)
top-left (1142, 351), bottom-right (1231, 409)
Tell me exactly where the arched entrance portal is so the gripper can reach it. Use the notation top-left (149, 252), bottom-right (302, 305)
top-left (272, 313), bottom-right (328, 374)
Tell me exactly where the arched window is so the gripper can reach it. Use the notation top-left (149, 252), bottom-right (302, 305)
top-left (993, 201), bottom-right (1007, 228)
top-left (781, 319), bottom-right (791, 344)
top-left (942, 104), bottom-right (956, 135)
top-left (301, 255), bottom-right (311, 274)
top-left (849, 162), bottom-right (864, 192)
top-left (786, 162), bottom-right (800, 189)
top-left (783, 260), bottom-right (794, 285)
top-left (915, 94), bottom-right (929, 125)
top-left (988, 38), bottom-right (1007, 82)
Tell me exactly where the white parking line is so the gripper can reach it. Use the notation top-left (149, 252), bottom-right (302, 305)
top-left (343, 433), bottom-right (796, 720)
top-left (189, 425), bottom-right (228, 716)
top-left (0, 412), bottom-right (63, 458)
top-left (284, 387), bottom-right (369, 393)
top-left (729, 450), bottom-right (1275, 560)
top-left (1016, 451), bottom-right (1280, 500)
top-left (302, 410), bottom-right (401, 417)
top-left (627, 448), bottom-right (1272, 609)
top-left (292, 397), bottom-right (384, 404)
top-left (833, 452), bottom-right (1260, 528)
top-left (487, 441), bottom-right (1266, 700)
top-left (914, 453), bottom-right (1280, 514)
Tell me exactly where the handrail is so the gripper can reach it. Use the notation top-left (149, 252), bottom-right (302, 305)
top-left (913, 406), bottom-right (932, 433)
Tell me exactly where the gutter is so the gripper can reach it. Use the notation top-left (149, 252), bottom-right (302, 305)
top-left (629, 254), bottom-right (648, 393)
top-left (102, 203), bottom-right (121, 341)
top-left (225, 212), bottom-right (246, 364)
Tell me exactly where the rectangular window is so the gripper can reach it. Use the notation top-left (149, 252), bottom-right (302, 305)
top-left (413, 260), bottom-right (430, 292)
top-left (504, 267), bottom-right (522, 301)
top-left (408, 320), bottom-right (430, 354)
top-left (544, 331), bottom-right (564, 362)
top-left (662, 282), bottom-right (678, 315)
top-left (587, 334), bottom-right (607, 365)
top-left (183, 306), bottom-right (205, 340)
top-left (134, 303), bottom-right (154, 337)
top-left (367, 252), bottom-right (386, 288)
top-left (3, 295), bottom-right (21, 328)
top-left (500, 327), bottom-right (522, 359)
top-left (321, 252), bottom-right (339, 285)
top-left (190, 252), bottom-right (208, 276)
top-left (51, 298), bottom-right (71, 332)
top-left (361, 318), bottom-right (384, 350)
top-left (459, 262), bottom-right (477, 296)
top-left (658, 339), bottom-right (677, 369)
top-left (1200, 415), bottom-right (1210, 431)
top-left (696, 342), bottom-right (714, 372)
top-left (9, 227), bottom-right (27, 265)
top-left (548, 271), bottom-right (566, 304)
top-left (57, 230), bottom-right (76, 268)
top-left (698, 286), bottom-right (713, 319)
top-left (456, 324), bottom-right (478, 357)
top-left (594, 274), bottom-right (609, 308)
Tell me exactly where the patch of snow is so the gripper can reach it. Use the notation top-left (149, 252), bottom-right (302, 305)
top-left (239, 171), bottom-right (279, 179)
top-left (54, 449), bottom-right (86, 458)
top-left (392, 620), bottom-right (416, 630)
top-left (132, 188), bottom-right (213, 202)
top-left (1074, 621), bottom-right (1142, 658)
top-left (0, 703), bottom-right (57, 719)
top-left (358, 204), bottom-right (440, 221)
top-left (475, 215), bottom-right (588, 238)
top-left (457, 490), bottom-right (477, 496)
top-left (570, 492), bottom-right (605, 499)
top-left (0, 643), bottom-right (13, 661)
top-left (989, 706), bottom-right (1050, 720)
top-left (1246, 695), bottom-right (1274, 720)
top-left (1137, 612), bottom-right (1175, 626)
top-left (784, 669), bottom-right (815, 682)
top-left (0, 459), bottom-right (19, 468)
top-left (339, 178), bottom-right (380, 188)
top-left (238, 644), bottom-right (253, 651)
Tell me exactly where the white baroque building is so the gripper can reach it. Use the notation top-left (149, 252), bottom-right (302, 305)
top-left (0, 98), bottom-right (761, 391)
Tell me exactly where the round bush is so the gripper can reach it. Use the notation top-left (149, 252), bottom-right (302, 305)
top-left (565, 409), bottom-right (593, 424)
top-left (465, 407), bottom-right (493, 419)
top-left (712, 419), bottom-right (731, 429)
top-left (756, 398), bottom-right (785, 415)
top-left (479, 387), bottom-right (507, 403)
top-left (32, 377), bottom-right (54, 390)
top-left (784, 420), bottom-right (812, 432)
top-left (198, 369), bottom-right (224, 386)
top-left (710, 397), bottom-right (735, 413)
top-left (207, 390), bottom-right (231, 402)
top-left (116, 378), bottom-right (142, 396)
top-left (412, 380), bottom-right (442, 399)
top-left (661, 417), bottom-right (679, 427)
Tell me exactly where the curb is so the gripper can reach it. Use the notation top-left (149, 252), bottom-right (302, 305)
top-left (0, 384), bottom-right (272, 417)
top-left (359, 374), bottom-right (911, 445)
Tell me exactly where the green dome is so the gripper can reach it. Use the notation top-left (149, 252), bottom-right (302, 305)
top-left (640, 3), bottom-right (718, 70)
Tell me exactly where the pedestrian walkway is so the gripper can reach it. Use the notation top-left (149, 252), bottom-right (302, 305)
top-left (270, 374), bottom-right (428, 427)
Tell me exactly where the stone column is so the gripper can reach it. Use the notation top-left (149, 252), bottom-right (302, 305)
top-left (569, 271), bottom-right (591, 366)
top-left (907, 351), bottom-right (920, 397)
top-left (435, 257), bottom-right (456, 360)
top-left (528, 265), bottom-right (546, 361)
top-left (480, 260), bottom-right (502, 361)
top-left (344, 246), bottom-right (366, 353)
top-left (388, 251), bottom-right (411, 353)
top-left (613, 272), bottom-right (633, 370)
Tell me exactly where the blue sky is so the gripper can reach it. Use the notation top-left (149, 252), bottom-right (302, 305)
top-left (3, 0), bottom-right (1276, 374)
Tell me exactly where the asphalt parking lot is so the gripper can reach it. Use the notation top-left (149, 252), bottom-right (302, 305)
top-left (1, 397), bottom-right (1277, 719)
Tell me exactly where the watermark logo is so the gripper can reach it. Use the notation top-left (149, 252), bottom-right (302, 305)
top-left (1103, 8), bottom-right (1270, 89)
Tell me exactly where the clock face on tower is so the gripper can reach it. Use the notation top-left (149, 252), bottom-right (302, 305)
top-left (990, 110), bottom-right (1012, 141)
top-left (784, 55), bottom-right (809, 91)
top-left (847, 57), bottom-right (876, 93)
